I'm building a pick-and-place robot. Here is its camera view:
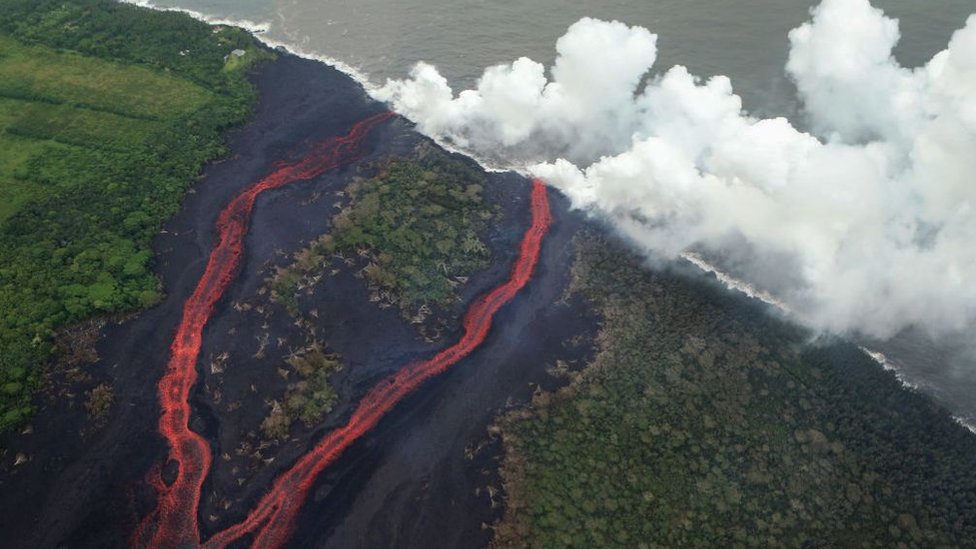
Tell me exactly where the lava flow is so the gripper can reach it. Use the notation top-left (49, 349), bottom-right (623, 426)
top-left (134, 111), bottom-right (394, 548)
top-left (135, 110), bottom-right (551, 548)
top-left (202, 180), bottom-right (551, 549)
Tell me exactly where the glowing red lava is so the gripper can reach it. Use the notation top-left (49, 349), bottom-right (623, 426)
top-left (134, 112), bottom-right (394, 547)
top-left (203, 180), bottom-right (551, 549)
top-left (136, 110), bottom-right (552, 549)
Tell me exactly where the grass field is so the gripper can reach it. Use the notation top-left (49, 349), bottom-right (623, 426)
top-left (0, 34), bottom-right (211, 223)
top-left (0, 35), bottom-right (211, 119)
top-left (0, 0), bottom-right (272, 431)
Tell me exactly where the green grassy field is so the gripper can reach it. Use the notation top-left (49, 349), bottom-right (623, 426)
top-left (0, 34), bottom-right (211, 119)
top-left (0, 0), bottom-right (272, 431)
top-left (0, 34), bottom-right (210, 223)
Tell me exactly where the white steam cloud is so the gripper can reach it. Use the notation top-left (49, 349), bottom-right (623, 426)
top-left (376, 0), bottom-right (976, 340)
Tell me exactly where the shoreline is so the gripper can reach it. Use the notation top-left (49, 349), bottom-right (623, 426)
top-left (679, 251), bottom-right (976, 434)
top-left (116, 0), bottom-right (532, 176)
top-left (117, 0), bottom-right (378, 97)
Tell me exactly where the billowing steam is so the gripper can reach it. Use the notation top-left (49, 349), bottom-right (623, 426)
top-left (376, 0), bottom-right (976, 340)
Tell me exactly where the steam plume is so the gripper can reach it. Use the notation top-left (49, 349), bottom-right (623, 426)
top-left (376, 0), bottom-right (976, 340)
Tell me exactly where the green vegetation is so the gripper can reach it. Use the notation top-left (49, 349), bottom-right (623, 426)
top-left (0, 0), bottom-right (273, 431)
top-left (261, 342), bottom-right (342, 440)
top-left (260, 147), bottom-right (498, 437)
top-left (270, 145), bottom-right (497, 318)
top-left (494, 235), bottom-right (976, 548)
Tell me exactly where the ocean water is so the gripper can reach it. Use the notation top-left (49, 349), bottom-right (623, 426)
top-left (134, 0), bottom-right (976, 425)
top-left (141, 0), bottom-right (971, 117)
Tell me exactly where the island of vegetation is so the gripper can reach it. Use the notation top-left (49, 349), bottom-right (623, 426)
top-left (257, 144), bottom-right (500, 439)
top-left (269, 142), bottom-right (499, 336)
top-left (0, 0), bottom-right (271, 430)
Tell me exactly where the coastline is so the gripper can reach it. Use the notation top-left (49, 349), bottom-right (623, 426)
top-left (116, 0), bottom-right (532, 176)
top-left (679, 251), bottom-right (976, 433)
top-left (117, 0), bottom-right (378, 97)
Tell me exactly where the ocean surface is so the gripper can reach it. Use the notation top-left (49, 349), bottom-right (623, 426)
top-left (140, 0), bottom-right (971, 117)
top-left (134, 0), bottom-right (976, 425)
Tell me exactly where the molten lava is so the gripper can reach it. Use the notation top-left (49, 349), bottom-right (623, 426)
top-left (136, 109), bottom-right (552, 548)
top-left (135, 112), bottom-right (394, 547)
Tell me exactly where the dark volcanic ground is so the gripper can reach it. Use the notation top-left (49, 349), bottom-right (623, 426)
top-left (0, 52), bottom-right (598, 548)
top-left (292, 186), bottom-right (595, 549)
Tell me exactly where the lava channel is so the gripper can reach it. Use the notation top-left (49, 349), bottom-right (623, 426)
top-left (134, 111), bottom-right (394, 547)
top-left (202, 180), bottom-right (551, 549)
top-left (135, 109), bottom-right (552, 549)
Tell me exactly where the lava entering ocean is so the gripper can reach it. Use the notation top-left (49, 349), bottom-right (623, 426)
top-left (135, 110), bottom-right (552, 548)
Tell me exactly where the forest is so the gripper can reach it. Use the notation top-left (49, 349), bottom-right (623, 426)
top-left (493, 234), bottom-right (976, 548)
top-left (0, 0), bottom-right (270, 430)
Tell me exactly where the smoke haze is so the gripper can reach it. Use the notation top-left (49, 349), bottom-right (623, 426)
top-left (376, 0), bottom-right (976, 340)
